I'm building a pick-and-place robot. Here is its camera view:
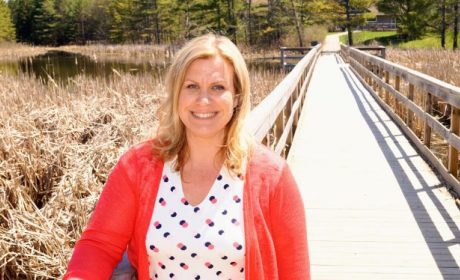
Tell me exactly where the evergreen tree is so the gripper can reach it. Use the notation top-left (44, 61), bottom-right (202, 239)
top-left (6, 0), bottom-right (330, 46)
top-left (0, 0), bottom-right (16, 42)
top-left (299, 0), bottom-right (337, 26)
top-left (377, 0), bottom-right (436, 40)
top-left (332, 0), bottom-right (374, 46)
top-left (32, 0), bottom-right (59, 45)
top-left (56, 0), bottom-right (80, 44)
top-left (9, 0), bottom-right (34, 43)
top-left (454, 0), bottom-right (459, 49)
top-left (108, 0), bottom-right (135, 43)
top-left (83, 0), bottom-right (110, 43)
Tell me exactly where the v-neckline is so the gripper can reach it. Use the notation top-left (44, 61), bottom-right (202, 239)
top-left (169, 161), bottom-right (225, 208)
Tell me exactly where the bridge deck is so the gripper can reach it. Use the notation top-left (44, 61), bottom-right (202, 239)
top-left (287, 53), bottom-right (460, 279)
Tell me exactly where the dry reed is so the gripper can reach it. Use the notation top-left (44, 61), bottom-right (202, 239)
top-left (386, 48), bottom-right (460, 87)
top-left (0, 60), bottom-right (283, 278)
top-left (0, 73), bottom-right (164, 279)
top-left (0, 43), bottom-right (50, 61)
top-left (385, 48), bottom-right (460, 167)
top-left (57, 44), bottom-right (175, 64)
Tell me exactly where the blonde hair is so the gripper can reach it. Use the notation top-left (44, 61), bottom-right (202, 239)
top-left (154, 33), bottom-right (253, 175)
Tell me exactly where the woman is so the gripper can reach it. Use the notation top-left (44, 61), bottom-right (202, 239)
top-left (65, 34), bottom-right (310, 280)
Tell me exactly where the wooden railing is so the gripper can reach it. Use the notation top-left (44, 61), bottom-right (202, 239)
top-left (354, 46), bottom-right (386, 59)
top-left (247, 44), bottom-right (322, 158)
top-left (340, 44), bottom-right (460, 196)
top-left (279, 47), bottom-right (314, 71)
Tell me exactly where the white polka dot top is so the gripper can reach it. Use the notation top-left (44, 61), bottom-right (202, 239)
top-left (146, 160), bottom-right (246, 280)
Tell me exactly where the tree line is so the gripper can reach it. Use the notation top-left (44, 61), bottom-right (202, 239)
top-left (0, 0), bottom-right (338, 46)
top-left (0, 0), bottom-right (459, 49)
top-left (378, 0), bottom-right (459, 49)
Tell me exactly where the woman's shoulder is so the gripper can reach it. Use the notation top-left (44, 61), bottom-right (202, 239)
top-left (119, 139), bottom-right (163, 167)
top-left (248, 143), bottom-right (286, 176)
top-left (250, 143), bottom-right (285, 165)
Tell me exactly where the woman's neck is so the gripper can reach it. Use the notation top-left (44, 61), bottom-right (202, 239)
top-left (185, 133), bottom-right (225, 170)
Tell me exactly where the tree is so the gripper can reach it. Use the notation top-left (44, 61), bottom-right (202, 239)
top-left (330, 0), bottom-right (374, 46)
top-left (377, 0), bottom-right (436, 40)
top-left (440, 0), bottom-right (447, 48)
top-left (0, 0), bottom-right (16, 41)
top-left (299, 0), bottom-right (338, 26)
top-left (32, 0), bottom-right (59, 45)
top-left (289, 0), bottom-right (303, 46)
top-left (245, 0), bottom-right (252, 44)
top-left (225, 0), bottom-right (237, 43)
top-left (6, 0), bottom-right (329, 46)
top-left (266, 0), bottom-right (282, 45)
top-left (107, 0), bottom-right (138, 43)
top-left (454, 0), bottom-right (459, 49)
top-left (344, 0), bottom-right (353, 45)
top-left (9, 0), bottom-right (34, 43)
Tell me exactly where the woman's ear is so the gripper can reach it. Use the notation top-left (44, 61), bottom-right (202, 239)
top-left (233, 94), bottom-right (240, 109)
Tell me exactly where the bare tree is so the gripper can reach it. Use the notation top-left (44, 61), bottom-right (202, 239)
top-left (290, 0), bottom-right (303, 46)
top-left (454, 0), bottom-right (459, 49)
top-left (441, 0), bottom-right (446, 49)
top-left (246, 0), bottom-right (252, 45)
top-left (344, 0), bottom-right (353, 46)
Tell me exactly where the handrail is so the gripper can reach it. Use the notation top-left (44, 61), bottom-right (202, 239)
top-left (247, 44), bottom-right (321, 157)
top-left (279, 47), bottom-right (314, 70)
top-left (353, 46), bottom-right (386, 59)
top-left (340, 44), bottom-right (460, 197)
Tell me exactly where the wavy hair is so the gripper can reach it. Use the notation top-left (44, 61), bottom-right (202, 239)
top-left (153, 33), bottom-right (253, 175)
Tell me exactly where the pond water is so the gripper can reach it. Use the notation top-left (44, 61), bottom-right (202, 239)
top-left (0, 51), bottom-right (281, 84)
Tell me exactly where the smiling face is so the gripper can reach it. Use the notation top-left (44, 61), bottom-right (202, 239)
top-left (178, 56), bottom-right (237, 143)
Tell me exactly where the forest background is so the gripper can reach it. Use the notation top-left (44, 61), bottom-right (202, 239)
top-left (0, 0), bottom-right (457, 48)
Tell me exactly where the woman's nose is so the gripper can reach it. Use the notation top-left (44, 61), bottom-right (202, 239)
top-left (196, 89), bottom-right (211, 104)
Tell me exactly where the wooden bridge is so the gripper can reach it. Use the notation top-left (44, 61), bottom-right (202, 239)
top-left (247, 34), bottom-right (460, 279)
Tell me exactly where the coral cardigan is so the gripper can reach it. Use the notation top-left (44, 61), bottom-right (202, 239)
top-left (64, 141), bottom-right (310, 280)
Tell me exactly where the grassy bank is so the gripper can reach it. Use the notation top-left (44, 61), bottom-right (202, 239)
top-left (57, 44), bottom-right (175, 63)
top-left (0, 42), bottom-right (50, 61)
top-left (397, 32), bottom-right (460, 49)
top-left (339, 31), bottom-right (397, 45)
top-left (340, 31), bottom-right (460, 49)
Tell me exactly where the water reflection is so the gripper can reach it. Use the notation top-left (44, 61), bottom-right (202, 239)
top-left (0, 60), bottom-right (21, 76)
top-left (0, 51), bottom-right (167, 84)
top-left (0, 51), bottom-right (282, 84)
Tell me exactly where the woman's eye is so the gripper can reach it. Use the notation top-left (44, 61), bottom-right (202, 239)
top-left (186, 84), bottom-right (198, 90)
top-left (212, 85), bottom-right (225, 91)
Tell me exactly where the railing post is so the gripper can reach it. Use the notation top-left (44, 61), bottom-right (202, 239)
top-left (377, 65), bottom-right (383, 97)
top-left (394, 75), bottom-right (401, 116)
top-left (275, 111), bottom-right (284, 150)
top-left (263, 132), bottom-right (269, 146)
top-left (280, 48), bottom-right (285, 69)
top-left (368, 61), bottom-right (373, 85)
top-left (424, 92), bottom-right (432, 148)
top-left (372, 64), bottom-right (377, 91)
top-left (407, 83), bottom-right (414, 130)
top-left (448, 107), bottom-right (460, 177)
top-left (384, 71), bottom-right (390, 104)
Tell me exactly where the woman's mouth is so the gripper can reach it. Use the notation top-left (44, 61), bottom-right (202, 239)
top-left (191, 111), bottom-right (218, 119)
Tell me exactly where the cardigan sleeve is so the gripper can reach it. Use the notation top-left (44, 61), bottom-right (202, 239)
top-left (269, 161), bottom-right (310, 280)
top-left (64, 150), bottom-right (139, 280)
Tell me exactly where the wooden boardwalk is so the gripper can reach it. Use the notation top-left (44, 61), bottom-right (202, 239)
top-left (287, 52), bottom-right (460, 279)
